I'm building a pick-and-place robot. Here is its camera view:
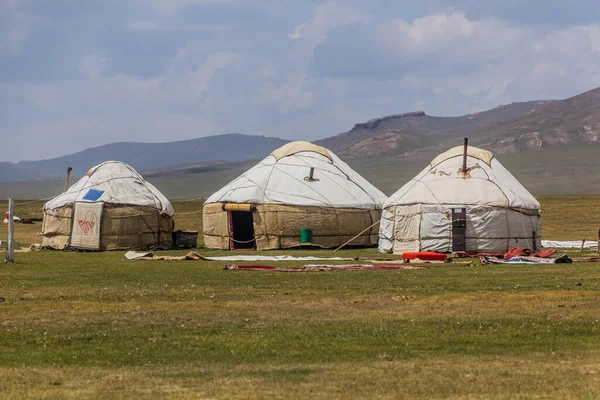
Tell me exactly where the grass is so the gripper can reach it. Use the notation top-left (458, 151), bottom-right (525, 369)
top-left (1, 197), bottom-right (600, 398)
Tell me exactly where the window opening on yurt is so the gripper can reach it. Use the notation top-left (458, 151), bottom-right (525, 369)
top-left (229, 211), bottom-right (255, 250)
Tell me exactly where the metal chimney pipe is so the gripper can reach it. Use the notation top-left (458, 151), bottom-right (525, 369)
top-left (64, 167), bottom-right (73, 192)
top-left (309, 167), bottom-right (315, 181)
top-left (462, 138), bottom-right (468, 174)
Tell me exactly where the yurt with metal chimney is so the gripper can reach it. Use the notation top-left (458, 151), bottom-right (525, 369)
top-left (203, 141), bottom-right (388, 250)
top-left (42, 161), bottom-right (174, 251)
top-left (379, 141), bottom-right (541, 254)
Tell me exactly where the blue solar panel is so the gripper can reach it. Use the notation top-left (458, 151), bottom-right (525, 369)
top-left (82, 188), bottom-right (104, 201)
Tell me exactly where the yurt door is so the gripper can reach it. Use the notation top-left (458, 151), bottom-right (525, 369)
top-left (451, 208), bottom-right (467, 252)
top-left (229, 211), bottom-right (255, 250)
top-left (70, 201), bottom-right (104, 250)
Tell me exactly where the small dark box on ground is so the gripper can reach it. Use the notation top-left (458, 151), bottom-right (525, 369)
top-left (172, 230), bottom-right (198, 248)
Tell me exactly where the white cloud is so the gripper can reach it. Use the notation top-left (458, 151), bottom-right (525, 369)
top-left (375, 12), bottom-right (525, 63)
top-left (0, 47), bottom-right (240, 160)
top-left (4, 2), bottom-right (600, 164)
top-left (80, 52), bottom-right (112, 79)
top-left (289, 2), bottom-right (371, 45)
top-left (0, 1), bottom-right (36, 56)
top-left (259, 64), bottom-right (277, 79)
top-left (312, 12), bottom-right (600, 115)
top-left (260, 74), bottom-right (314, 114)
top-left (164, 51), bottom-right (239, 101)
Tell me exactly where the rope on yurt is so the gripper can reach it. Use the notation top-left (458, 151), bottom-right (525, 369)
top-left (333, 218), bottom-right (382, 252)
top-left (228, 237), bottom-right (257, 244)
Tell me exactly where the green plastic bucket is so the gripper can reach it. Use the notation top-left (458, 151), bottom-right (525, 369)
top-left (300, 228), bottom-right (312, 243)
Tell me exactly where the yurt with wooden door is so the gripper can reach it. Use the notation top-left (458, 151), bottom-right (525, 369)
top-left (378, 143), bottom-right (541, 254)
top-left (203, 141), bottom-right (388, 250)
top-left (42, 161), bottom-right (174, 251)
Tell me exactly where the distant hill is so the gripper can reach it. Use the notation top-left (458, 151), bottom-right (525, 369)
top-left (1, 134), bottom-right (289, 182)
top-left (465, 87), bottom-right (600, 153)
top-left (316, 100), bottom-right (555, 154)
top-left (319, 88), bottom-right (600, 161)
top-left (2, 86), bottom-right (600, 198)
top-left (0, 162), bottom-right (40, 182)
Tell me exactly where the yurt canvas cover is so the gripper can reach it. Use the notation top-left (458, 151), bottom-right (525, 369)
top-left (203, 141), bottom-right (388, 250)
top-left (42, 161), bottom-right (174, 251)
top-left (379, 145), bottom-right (541, 254)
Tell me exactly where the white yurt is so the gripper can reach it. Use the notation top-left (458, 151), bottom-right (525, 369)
top-left (203, 141), bottom-right (388, 250)
top-left (42, 161), bottom-right (174, 251)
top-left (379, 145), bottom-right (541, 254)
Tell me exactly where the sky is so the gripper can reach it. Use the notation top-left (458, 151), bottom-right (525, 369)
top-left (2, 0), bottom-right (600, 162)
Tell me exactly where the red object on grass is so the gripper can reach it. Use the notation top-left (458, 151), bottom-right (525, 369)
top-left (536, 249), bottom-right (558, 258)
top-left (504, 247), bottom-right (558, 260)
top-left (402, 252), bottom-right (447, 261)
top-left (234, 265), bottom-right (276, 270)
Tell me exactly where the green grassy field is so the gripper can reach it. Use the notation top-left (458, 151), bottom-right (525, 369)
top-left (1, 197), bottom-right (600, 399)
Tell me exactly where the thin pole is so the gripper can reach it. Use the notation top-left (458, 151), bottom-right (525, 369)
top-left (5, 198), bottom-right (14, 263)
top-left (63, 167), bottom-right (73, 192)
top-left (462, 137), bottom-right (468, 173)
top-left (333, 219), bottom-right (381, 252)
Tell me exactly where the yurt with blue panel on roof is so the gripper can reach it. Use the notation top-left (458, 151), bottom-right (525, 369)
top-left (42, 161), bottom-right (174, 251)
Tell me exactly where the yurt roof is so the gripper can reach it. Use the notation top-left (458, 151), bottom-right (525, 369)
top-left (430, 145), bottom-right (494, 168)
top-left (270, 141), bottom-right (332, 161)
top-left (44, 161), bottom-right (174, 216)
top-left (384, 146), bottom-right (539, 212)
top-left (205, 141), bottom-right (387, 209)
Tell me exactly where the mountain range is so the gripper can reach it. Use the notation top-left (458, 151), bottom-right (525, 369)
top-left (2, 134), bottom-right (289, 183)
top-left (1, 86), bottom-right (599, 199)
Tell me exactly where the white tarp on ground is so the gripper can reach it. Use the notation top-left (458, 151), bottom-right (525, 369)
top-left (44, 161), bottom-right (174, 216)
top-left (205, 141), bottom-right (387, 209)
top-left (70, 201), bottom-right (103, 250)
top-left (542, 240), bottom-right (598, 249)
top-left (124, 250), bottom-right (354, 261)
top-left (379, 145), bottom-right (542, 253)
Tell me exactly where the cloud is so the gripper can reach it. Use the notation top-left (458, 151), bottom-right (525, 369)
top-left (423, 0), bottom-right (600, 27)
top-left (3, 2), bottom-right (600, 163)
top-left (0, 1), bottom-right (36, 56)
top-left (289, 2), bottom-right (372, 44)
top-left (311, 10), bottom-right (600, 115)
top-left (0, 48), bottom-right (239, 161)
top-left (260, 74), bottom-right (314, 114)
top-left (259, 64), bottom-right (277, 79)
top-left (375, 12), bottom-right (525, 62)
top-left (80, 52), bottom-right (112, 79)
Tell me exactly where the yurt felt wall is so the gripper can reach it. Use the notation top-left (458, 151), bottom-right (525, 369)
top-left (387, 204), bottom-right (541, 254)
top-left (203, 203), bottom-right (381, 250)
top-left (42, 203), bottom-right (173, 251)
